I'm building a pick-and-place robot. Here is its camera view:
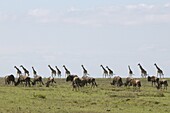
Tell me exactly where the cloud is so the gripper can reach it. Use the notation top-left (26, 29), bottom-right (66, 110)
top-left (164, 3), bottom-right (170, 8)
top-left (64, 4), bottom-right (170, 26)
top-left (27, 8), bottom-right (53, 23)
top-left (126, 3), bottom-right (155, 10)
top-left (0, 3), bottom-right (170, 26)
top-left (145, 14), bottom-right (170, 23)
top-left (0, 12), bottom-right (17, 22)
top-left (24, 3), bottom-right (170, 26)
top-left (67, 6), bottom-right (80, 13)
top-left (28, 8), bottom-right (50, 17)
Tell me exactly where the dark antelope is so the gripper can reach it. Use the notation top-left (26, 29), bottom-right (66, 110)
top-left (156, 79), bottom-right (168, 90)
top-left (147, 76), bottom-right (159, 86)
top-left (81, 75), bottom-right (97, 88)
top-left (111, 76), bottom-right (123, 87)
top-left (15, 75), bottom-right (31, 87)
top-left (32, 75), bottom-right (44, 86)
top-left (46, 77), bottom-right (56, 87)
top-left (4, 74), bottom-right (15, 85)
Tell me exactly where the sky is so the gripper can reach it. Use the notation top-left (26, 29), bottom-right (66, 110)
top-left (0, 0), bottom-right (170, 78)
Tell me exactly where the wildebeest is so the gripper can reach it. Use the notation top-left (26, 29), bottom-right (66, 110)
top-left (15, 75), bottom-right (31, 87)
top-left (32, 75), bottom-right (44, 86)
top-left (130, 78), bottom-right (141, 91)
top-left (147, 76), bottom-right (159, 86)
top-left (66, 75), bottom-right (82, 90)
top-left (46, 77), bottom-right (56, 87)
top-left (4, 74), bottom-right (15, 85)
top-left (110, 76), bottom-right (123, 87)
top-left (124, 77), bottom-right (133, 86)
top-left (156, 79), bottom-right (168, 90)
top-left (66, 75), bottom-right (78, 82)
top-left (72, 76), bottom-right (83, 91)
top-left (66, 75), bottom-right (88, 90)
top-left (81, 75), bottom-right (97, 88)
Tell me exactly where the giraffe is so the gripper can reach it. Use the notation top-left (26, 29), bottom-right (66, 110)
top-left (128, 65), bottom-right (133, 77)
top-left (100, 65), bottom-right (108, 78)
top-left (63, 65), bottom-right (71, 77)
top-left (106, 66), bottom-right (114, 78)
top-left (55, 66), bottom-right (62, 78)
top-left (154, 63), bottom-right (164, 78)
top-left (20, 65), bottom-right (29, 76)
top-left (138, 63), bottom-right (147, 78)
top-left (48, 65), bottom-right (56, 77)
top-left (81, 65), bottom-right (89, 76)
top-left (32, 66), bottom-right (37, 77)
top-left (14, 66), bottom-right (22, 77)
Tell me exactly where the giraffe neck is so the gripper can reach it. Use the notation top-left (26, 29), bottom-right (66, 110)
top-left (55, 66), bottom-right (58, 69)
top-left (15, 67), bottom-right (20, 71)
top-left (32, 67), bottom-right (36, 73)
top-left (21, 66), bottom-right (26, 71)
top-left (101, 66), bottom-right (107, 71)
top-left (82, 66), bottom-right (86, 71)
top-left (106, 67), bottom-right (111, 71)
top-left (128, 66), bottom-right (131, 71)
top-left (49, 66), bottom-right (54, 71)
top-left (63, 66), bottom-right (68, 71)
top-left (56, 67), bottom-right (61, 73)
top-left (32, 67), bottom-right (35, 71)
top-left (139, 65), bottom-right (144, 70)
top-left (155, 64), bottom-right (160, 70)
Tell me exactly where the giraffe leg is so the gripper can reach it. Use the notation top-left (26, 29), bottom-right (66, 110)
top-left (157, 72), bottom-right (159, 78)
top-left (159, 73), bottom-right (161, 78)
top-left (158, 73), bottom-right (161, 78)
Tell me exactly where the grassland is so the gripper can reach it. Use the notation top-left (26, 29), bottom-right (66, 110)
top-left (0, 77), bottom-right (170, 113)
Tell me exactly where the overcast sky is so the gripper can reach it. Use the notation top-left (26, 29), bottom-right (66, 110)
top-left (0, 0), bottom-right (170, 78)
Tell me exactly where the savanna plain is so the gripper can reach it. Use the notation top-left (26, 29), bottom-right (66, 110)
top-left (0, 77), bottom-right (170, 113)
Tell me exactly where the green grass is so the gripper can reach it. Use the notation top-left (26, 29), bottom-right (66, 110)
top-left (0, 78), bottom-right (170, 113)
